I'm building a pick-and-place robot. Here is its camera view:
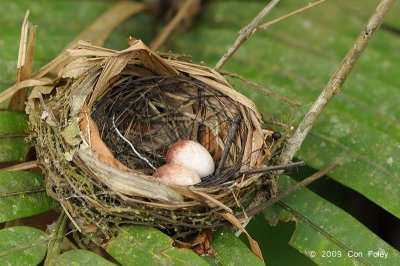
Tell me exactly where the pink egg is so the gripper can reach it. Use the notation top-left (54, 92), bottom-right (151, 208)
top-left (153, 163), bottom-right (201, 186)
top-left (166, 140), bottom-right (215, 178)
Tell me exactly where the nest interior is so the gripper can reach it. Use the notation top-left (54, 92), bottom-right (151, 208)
top-left (92, 76), bottom-right (252, 187)
top-left (27, 40), bottom-right (280, 242)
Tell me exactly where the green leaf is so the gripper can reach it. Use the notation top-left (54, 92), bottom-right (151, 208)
top-left (0, 226), bottom-right (49, 266)
top-left (55, 249), bottom-right (116, 266)
top-left (170, 0), bottom-right (400, 218)
top-left (106, 225), bottom-right (209, 266)
top-left (0, 111), bottom-right (28, 135)
top-left (0, 111), bottom-right (31, 162)
top-left (263, 175), bottom-right (400, 265)
top-left (0, 171), bottom-right (58, 223)
top-left (211, 227), bottom-right (265, 266)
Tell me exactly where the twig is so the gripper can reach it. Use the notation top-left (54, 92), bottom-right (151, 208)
top-left (279, 0), bottom-right (397, 165)
top-left (150, 0), bottom-right (194, 51)
top-left (214, 115), bottom-right (241, 176)
top-left (0, 160), bottom-right (37, 171)
top-left (112, 113), bottom-right (156, 170)
top-left (238, 161), bottom-right (304, 176)
top-left (240, 164), bottom-right (337, 219)
top-left (215, 0), bottom-right (280, 70)
top-left (258, 0), bottom-right (328, 30)
top-left (220, 71), bottom-right (301, 106)
top-left (44, 211), bottom-right (68, 266)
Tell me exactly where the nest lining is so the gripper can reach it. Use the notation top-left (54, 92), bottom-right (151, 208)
top-left (27, 40), bottom-right (280, 242)
top-left (91, 75), bottom-right (255, 188)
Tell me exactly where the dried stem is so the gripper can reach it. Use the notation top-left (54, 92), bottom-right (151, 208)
top-left (220, 71), bottom-right (301, 106)
top-left (8, 11), bottom-right (36, 111)
top-left (241, 164), bottom-right (338, 218)
top-left (279, 0), bottom-right (397, 165)
top-left (0, 160), bottom-right (37, 171)
top-left (214, 115), bottom-right (241, 176)
top-left (257, 0), bottom-right (327, 30)
top-left (239, 161), bottom-right (304, 176)
top-left (44, 211), bottom-right (68, 266)
top-left (215, 0), bottom-right (280, 70)
top-left (150, 0), bottom-right (195, 51)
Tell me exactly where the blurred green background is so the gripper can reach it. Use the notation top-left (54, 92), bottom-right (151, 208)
top-left (1, 1), bottom-right (399, 265)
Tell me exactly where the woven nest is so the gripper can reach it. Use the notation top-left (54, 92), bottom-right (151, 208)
top-left (27, 39), bottom-right (280, 242)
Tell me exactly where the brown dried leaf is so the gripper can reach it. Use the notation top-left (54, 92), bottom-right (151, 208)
top-left (221, 212), bottom-right (264, 262)
top-left (79, 103), bottom-right (130, 172)
top-left (192, 230), bottom-right (215, 256)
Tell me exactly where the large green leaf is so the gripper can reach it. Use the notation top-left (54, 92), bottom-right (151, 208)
top-left (0, 171), bottom-right (58, 223)
top-left (170, 0), bottom-right (400, 217)
top-left (211, 227), bottom-right (265, 266)
top-left (106, 225), bottom-right (209, 266)
top-left (55, 249), bottom-right (116, 266)
top-left (263, 175), bottom-right (400, 265)
top-left (0, 111), bottom-right (31, 162)
top-left (0, 226), bottom-right (48, 266)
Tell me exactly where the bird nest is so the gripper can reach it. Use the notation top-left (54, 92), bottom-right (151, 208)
top-left (27, 39), bottom-right (281, 243)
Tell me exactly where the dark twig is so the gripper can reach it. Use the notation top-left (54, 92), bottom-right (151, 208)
top-left (279, 0), bottom-right (397, 165)
top-left (240, 164), bottom-right (338, 219)
top-left (238, 161), bottom-right (305, 176)
top-left (214, 115), bottom-right (241, 176)
top-left (215, 0), bottom-right (280, 70)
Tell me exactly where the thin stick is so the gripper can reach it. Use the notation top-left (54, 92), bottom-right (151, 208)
top-left (220, 71), bottom-right (301, 106)
top-left (258, 0), bottom-right (328, 30)
top-left (215, 0), bottom-right (280, 70)
top-left (238, 161), bottom-right (304, 176)
top-left (1, 160), bottom-right (37, 171)
top-left (150, 0), bottom-right (194, 51)
top-left (279, 0), bottom-right (397, 165)
top-left (241, 164), bottom-right (337, 218)
top-left (44, 211), bottom-right (68, 266)
top-left (214, 115), bottom-right (241, 176)
top-left (112, 114), bottom-right (156, 170)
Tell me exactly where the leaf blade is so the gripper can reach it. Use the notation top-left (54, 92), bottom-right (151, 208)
top-left (106, 225), bottom-right (209, 266)
top-left (211, 227), bottom-right (265, 266)
top-left (56, 249), bottom-right (116, 266)
top-left (0, 111), bottom-right (31, 162)
top-left (0, 226), bottom-right (49, 266)
top-left (263, 175), bottom-right (400, 265)
top-left (0, 171), bottom-right (58, 223)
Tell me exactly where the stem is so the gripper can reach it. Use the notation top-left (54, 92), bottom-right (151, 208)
top-left (215, 0), bottom-right (280, 70)
top-left (241, 164), bottom-right (337, 218)
top-left (150, 0), bottom-right (195, 51)
top-left (238, 161), bottom-right (304, 175)
top-left (257, 0), bottom-right (327, 30)
top-left (279, 0), bottom-right (397, 165)
top-left (214, 115), bottom-right (241, 176)
top-left (0, 160), bottom-right (37, 171)
top-left (44, 211), bottom-right (68, 266)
